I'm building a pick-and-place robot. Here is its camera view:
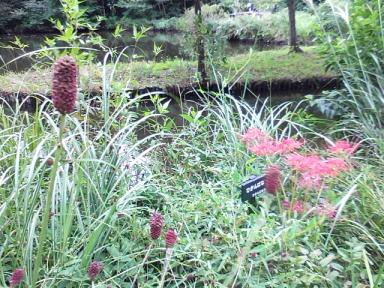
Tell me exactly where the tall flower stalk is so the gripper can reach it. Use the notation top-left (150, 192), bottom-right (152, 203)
top-left (132, 212), bottom-right (164, 286)
top-left (31, 56), bottom-right (77, 288)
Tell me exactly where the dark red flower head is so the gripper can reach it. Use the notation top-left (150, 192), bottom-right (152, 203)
top-left (52, 56), bottom-right (77, 114)
top-left (165, 229), bottom-right (178, 248)
top-left (186, 273), bottom-right (196, 282)
top-left (46, 158), bottom-right (54, 166)
top-left (264, 165), bottom-right (282, 195)
top-left (88, 261), bottom-right (103, 281)
top-left (9, 268), bottom-right (25, 288)
top-left (150, 211), bottom-right (164, 240)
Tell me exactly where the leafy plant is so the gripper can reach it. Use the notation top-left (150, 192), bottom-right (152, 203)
top-left (310, 0), bottom-right (384, 151)
top-left (38, 0), bottom-right (104, 64)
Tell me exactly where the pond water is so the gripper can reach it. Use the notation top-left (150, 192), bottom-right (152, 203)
top-left (0, 31), bottom-right (277, 72)
top-left (125, 91), bottom-right (322, 140)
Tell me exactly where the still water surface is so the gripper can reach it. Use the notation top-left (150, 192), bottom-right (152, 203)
top-left (0, 31), bottom-right (276, 72)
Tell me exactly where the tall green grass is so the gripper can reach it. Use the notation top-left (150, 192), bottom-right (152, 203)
top-left (0, 90), bottom-right (166, 286)
top-left (308, 0), bottom-right (384, 154)
top-left (1, 81), bottom-right (384, 286)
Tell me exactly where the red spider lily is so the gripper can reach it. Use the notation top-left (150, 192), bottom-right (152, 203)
top-left (328, 140), bottom-right (359, 154)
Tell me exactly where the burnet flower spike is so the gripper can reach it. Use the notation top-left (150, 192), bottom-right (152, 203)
top-left (88, 261), bottom-right (103, 281)
top-left (150, 211), bottom-right (165, 240)
top-left (165, 229), bottom-right (178, 248)
top-left (264, 165), bottom-right (282, 195)
top-left (31, 56), bottom-right (78, 288)
top-left (9, 268), bottom-right (25, 288)
top-left (52, 56), bottom-right (77, 114)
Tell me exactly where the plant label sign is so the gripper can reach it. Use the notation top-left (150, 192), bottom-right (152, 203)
top-left (241, 175), bottom-right (265, 202)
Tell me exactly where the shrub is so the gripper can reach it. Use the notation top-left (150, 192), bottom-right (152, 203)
top-left (178, 5), bottom-right (317, 43)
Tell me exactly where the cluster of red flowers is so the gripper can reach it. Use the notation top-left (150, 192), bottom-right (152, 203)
top-left (241, 128), bottom-right (357, 190)
top-left (286, 153), bottom-right (349, 189)
top-left (327, 140), bottom-right (359, 154)
top-left (241, 128), bottom-right (358, 222)
top-left (83, 211), bottom-right (177, 285)
top-left (240, 128), bottom-right (303, 156)
top-left (240, 128), bottom-right (268, 143)
top-left (150, 212), bottom-right (165, 240)
top-left (165, 229), bottom-right (178, 248)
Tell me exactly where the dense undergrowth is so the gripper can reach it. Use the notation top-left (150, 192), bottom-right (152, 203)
top-left (1, 1), bottom-right (384, 287)
top-left (1, 88), bottom-right (384, 287)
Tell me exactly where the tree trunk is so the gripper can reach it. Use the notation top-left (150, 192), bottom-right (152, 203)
top-left (195, 0), bottom-right (208, 83)
top-left (288, 0), bottom-right (302, 53)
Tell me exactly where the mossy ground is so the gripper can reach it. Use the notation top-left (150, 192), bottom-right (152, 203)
top-left (0, 47), bottom-right (336, 95)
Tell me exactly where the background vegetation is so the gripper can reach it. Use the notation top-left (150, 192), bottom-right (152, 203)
top-left (0, 0), bottom-right (324, 34)
top-left (1, 0), bottom-right (384, 287)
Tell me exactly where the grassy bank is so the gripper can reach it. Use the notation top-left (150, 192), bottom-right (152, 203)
top-left (0, 47), bottom-right (336, 95)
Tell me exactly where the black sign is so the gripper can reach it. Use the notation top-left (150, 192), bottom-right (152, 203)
top-left (241, 175), bottom-right (265, 202)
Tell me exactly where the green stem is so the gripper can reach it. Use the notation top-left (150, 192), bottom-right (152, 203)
top-left (159, 248), bottom-right (173, 288)
top-left (132, 242), bottom-right (153, 286)
top-left (31, 114), bottom-right (66, 288)
top-left (288, 172), bottom-right (299, 219)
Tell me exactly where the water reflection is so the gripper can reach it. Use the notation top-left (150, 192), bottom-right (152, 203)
top-left (0, 31), bottom-right (277, 72)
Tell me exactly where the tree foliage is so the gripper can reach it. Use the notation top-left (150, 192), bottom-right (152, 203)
top-left (0, 0), bottom-right (325, 33)
top-left (0, 0), bottom-right (206, 32)
top-left (317, 0), bottom-right (384, 72)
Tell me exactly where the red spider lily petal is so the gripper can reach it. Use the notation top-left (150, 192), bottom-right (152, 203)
top-left (328, 140), bottom-right (359, 154)
top-left (248, 138), bottom-right (303, 156)
top-left (277, 138), bottom-right (304, 153)
top-left (299, 173), bottom-right (324, 190)
top-left (286, 154), bottom-right (349, 179)
top-left (240, 128), bottom-right (269, 144)
top-left (249, 140), bottom-right (280, 156)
